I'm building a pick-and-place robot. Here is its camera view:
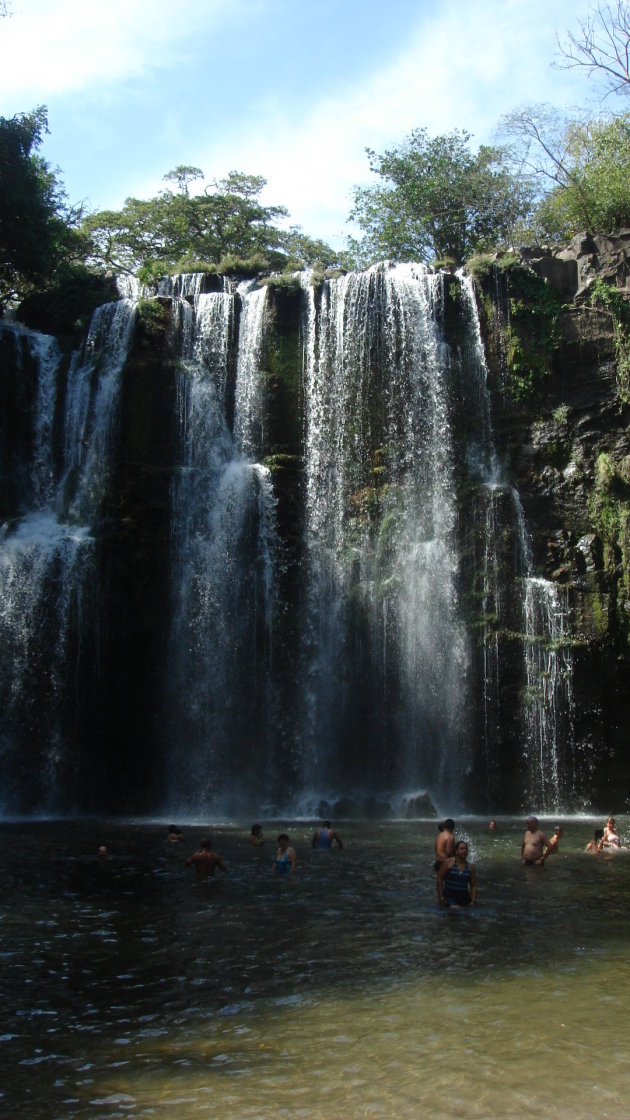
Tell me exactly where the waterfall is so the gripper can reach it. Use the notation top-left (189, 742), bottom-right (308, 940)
top-left (459, 275), bottom-right (574, 810)
top-left (62, 297), bottom-right (137, 522)
top-left (0, 264), bottom-right (580, 816)
top-left (511, 490), bottom-right (575, 809)
top-left (300, 262), bottom-right (469, 805)
top-left (233, 281), bottom-right (269, 457)
top-left (164, 278), bottom-right (280, 813)
top-left (523, 577), bottom-right (574, 806)
top-left (0, 298), bottom-right (137, 812)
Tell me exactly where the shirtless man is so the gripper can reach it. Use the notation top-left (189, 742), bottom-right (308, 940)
top-left (311, 821), bottom-right (343, 850)
top-left (185, 837), bottom-right (227, 880)
top-left (434, 819), bottom-right (456, 871)
top-left (521, 816), bottom-right (549, 866)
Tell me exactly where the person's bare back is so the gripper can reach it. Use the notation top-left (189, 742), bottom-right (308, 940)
top-left (185, 838), bottom-right (227, 880)
top-left (435, 820), bottom-right (456, 866)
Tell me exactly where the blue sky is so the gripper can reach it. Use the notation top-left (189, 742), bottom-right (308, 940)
top-left (1, 0), bottom-right (601, 248)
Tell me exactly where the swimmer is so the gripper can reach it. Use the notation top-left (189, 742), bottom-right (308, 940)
top-left (545, 825), bottom-right (563, 856)
top-left (249, 823), bottom-right (265, 847)
top-left (185, 837), bottom-right (227, 880)
top-left (437, 840), bottom-right (477, 908)
top-left (434, 818), bottom-right (455, 871)
top-left (586, 828), bottom-right (604, 852)
top-left (311, 820), bottom-right (343, 850)
top-left (521, 816), bottom-right (549, 866)
top-left (602, 816), bottom-right (622, 848)
top-left (166, 825), bottom-right (184, 843)
top-left (273, 834), bottom-right (296, 874)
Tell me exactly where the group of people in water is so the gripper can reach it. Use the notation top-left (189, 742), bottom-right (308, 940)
top-left (104, 813), bottom-right (624, 903)
top-left (163, 819), bottom-right (343, 881)
top-left (433, 813), bottom-right (625, 908)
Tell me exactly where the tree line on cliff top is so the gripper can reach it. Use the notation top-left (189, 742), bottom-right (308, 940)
top-left (2, 2), bottom-right (630, 313)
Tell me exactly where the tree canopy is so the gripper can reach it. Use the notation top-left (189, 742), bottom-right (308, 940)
top-left (83, 170), bottom-right (348, 281)
top-left (347, 129), bottom-right (534, 266)
top-left (0, 107), bottom-right (83, 310)
top-left (501, 105), bottom-right (630, 241)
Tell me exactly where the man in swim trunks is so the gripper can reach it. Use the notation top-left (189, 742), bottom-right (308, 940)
top-left (434, 818), bottom-right (456, 872)
top-left (185, 837), bottom-right (227, 880)
top-left (311, 821), bottom-right (343, 849)
top-left (521, 816), bottom-right (549, 866)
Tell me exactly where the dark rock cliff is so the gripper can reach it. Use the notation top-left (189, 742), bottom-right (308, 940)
top-left (470, 232), bottom-right (630, 807)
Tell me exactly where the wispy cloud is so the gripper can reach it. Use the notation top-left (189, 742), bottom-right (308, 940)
top-left (186, 0), bottom-right (595, 242)
top-left (1, 0), bottom-right (596, 246)
top-left (0, 0), bottom-right (233, 98)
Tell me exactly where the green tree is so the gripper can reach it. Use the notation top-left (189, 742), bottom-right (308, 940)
top-left (502, 105), bottom-right (630, 241)
top-left (0, 107), bottom-right (83, 310)
top-left (83, 170), bottom-right (291, 278)
top-left (348, 128), bottom-right (533, 266)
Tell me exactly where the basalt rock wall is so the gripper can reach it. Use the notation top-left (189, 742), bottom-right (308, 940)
top-left (472, 233), bottom-right (630, 807)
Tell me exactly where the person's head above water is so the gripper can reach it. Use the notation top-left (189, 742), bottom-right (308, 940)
top-left (443, 818), bottom-right (455, 831)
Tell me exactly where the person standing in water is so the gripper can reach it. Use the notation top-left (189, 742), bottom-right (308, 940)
top-left (249, 823), bottom-right (265, 847)
top-left (274, 834), bottom-right (297, 874)
top-left (185, 837), bottom-right (227, 880)
top-left (546, 825), bottom-right (563, 857)
top-left (437, 840), bottom-right (477, 908)
top-left (521, 816), bottom-right (549, 866)
top-left (602, 816), bottom-right (622, 848)
top-left (434, 819), bottom-right (456, 871)
top-left (311, 821), bottom-right (343, 850)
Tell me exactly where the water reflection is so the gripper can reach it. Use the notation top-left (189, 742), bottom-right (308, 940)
top-left (1, 819), bottom-right (629, 1118)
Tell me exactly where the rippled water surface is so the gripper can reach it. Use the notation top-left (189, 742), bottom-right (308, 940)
top-left (2, 818), bottom-right (630, 1118)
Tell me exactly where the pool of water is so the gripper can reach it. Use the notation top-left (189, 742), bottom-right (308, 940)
top-left (1, 817), bottom-right (629, 1118)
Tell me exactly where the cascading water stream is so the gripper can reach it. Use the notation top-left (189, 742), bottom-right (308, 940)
top-left (510, 489), bottom-right (575, 808)
top-left (163, 278), bottom-right (281, 813)
top-left (0, 297), bottom-right (137, 811)
top-left (300, 262), bottom-right (469, 806)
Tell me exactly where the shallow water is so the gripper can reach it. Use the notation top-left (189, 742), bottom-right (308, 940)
top-left (1, 818), bottom-right (629, 1119)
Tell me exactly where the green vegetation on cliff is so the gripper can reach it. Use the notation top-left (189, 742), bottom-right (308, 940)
top-left (588, 278), bottom-right (630, 403)
top-left (590, 453), bottom-right (630, 625)
top-left (0, 107), bottom-right (87, 313)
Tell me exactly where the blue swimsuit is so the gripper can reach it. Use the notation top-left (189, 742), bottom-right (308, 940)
top-left (443, 861), bottom-right (472, 907)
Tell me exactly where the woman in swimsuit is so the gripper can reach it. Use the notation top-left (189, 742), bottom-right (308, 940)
top-left (273, 834), bottom-right (296, 874)
top-left (437, 840), bottom-right (477, 908)
top-left (602, 817), bottom-right (622, 848)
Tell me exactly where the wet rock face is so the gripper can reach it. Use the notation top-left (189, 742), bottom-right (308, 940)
top-left (476, 239), bottom-right (630, 805)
